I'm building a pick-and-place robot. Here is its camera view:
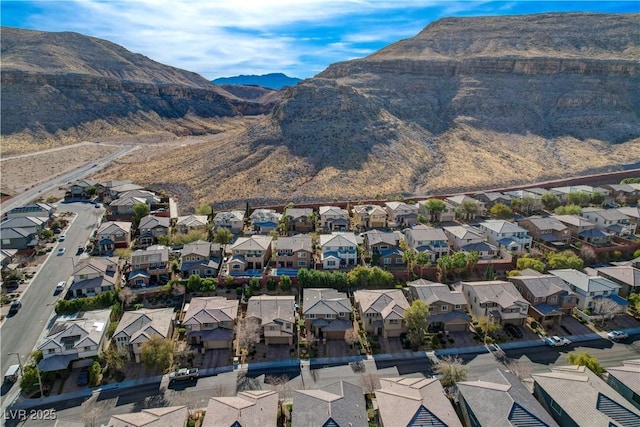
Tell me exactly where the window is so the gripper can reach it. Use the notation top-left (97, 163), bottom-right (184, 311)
top-left (298, 252), bottom-right (307, 258)
top-left (441, 305), bottom-right (449, 311)
top-left (306, 314), bottom-right (316, 319)
top-left (48, 348), bottom-right (55, 354)
top-left (550, 295), bottom-right (557, 303)
top-left (389, 319), bottom-right (398, 324)
top-left (84, 346), bottom-right (92, 351)
top-left (327, 260), bottom-right (336, 266)
top-left (455, 304), bottom-right (461, 310)
top-left (383, 258), bottom-right (391, 265)
top-left (269, 326), bottom-right (276, 331)
top-left (429, 306), bottom-right (435, 312)
top-left (285, 323), bottom-right (291, 329)
top-left (550, 399), bottom-right (563, 415)
top-left (298, 261), bottom-right (307, 267)
top-left (395, 258), bottom-right (403, 264)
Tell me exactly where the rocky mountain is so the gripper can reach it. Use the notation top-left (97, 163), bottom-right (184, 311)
top-left (0, 27), bottom-right (279, 154)
top-left (213, 73), bottom-right (301, 89)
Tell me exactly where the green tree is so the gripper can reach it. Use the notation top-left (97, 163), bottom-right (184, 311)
top-left (460, 200), bottom-right (479, 220)
top-left (554, 204), bottom-right (582, 215)
top-left (547, 250), bottom-right (584, 270)
top-left (590, 192), bottom-right (605, 206)
top-left (213, 227), bottom-right (234, 245)
top-left (140, 336), bottom-right (173, 372)
top-left (567, 192), bottom-right (591, 207)
top-left (195, 204), bottom-right (213, 216)
top-left (132, 203), bottom-right (150, 229)
top-left (437, 255), bottom-right (453, 282)
top-left (402, 247), bottom-right (417, 277)
top-left (628, 293), bottom-right (640, 313)
top-left (416, 251), bottom-right (431, 278)
top-left (450, 252), bottom-right (468, 276)
top-left (477, 316), bottom-right (501, 342)
top-left (621, 177), bottom-right (640, 184)
top-left (20, 365), bottom-right (42, 395)
top-left (40, 229), bottom-right (54, 240)
top-left (405, 300), bottom-right (429, 349)
top-left (89, 361), bottom-right (102, 386)
top-left (510, 196), bottom-right (539, 215)
top-left (567, 351), bottom-right (605, 374)
top-left (249, 277), bottom-right (262, 291)
top-left (416, 213), bottom-right (428, 224)
top-left (490, 203), bottom-right (513, 220)
top-left (516, 254), bottom-right (546, 273)
top-left (279, 275), bottom-right (292, 292)
top-left (425, 198), bottom-right (446, 222)
top-left (465, 251), bottom-right (480, 273)
top-left (187, 274), bottom-right (202, 292)
top-left (541, 192), bottom-right (562, 211)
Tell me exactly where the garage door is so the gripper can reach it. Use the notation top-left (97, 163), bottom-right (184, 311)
top-left (266, 336), bottom-right (291, 345)
top-left (205, 340), bottom-right (231, 350)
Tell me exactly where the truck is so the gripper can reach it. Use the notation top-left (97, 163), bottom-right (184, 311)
top-left (169, 367), bottom-right (198, 383)
top-left (4, 364), bottom-right (21, 383)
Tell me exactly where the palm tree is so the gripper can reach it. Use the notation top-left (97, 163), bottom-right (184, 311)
top-left (425, 199), bottom-right (446, 222)
top-left (401, 243), bottom-right (417, 278)
top-left (460, 200), bottom-right (479, 221)
top-left (416, 251), bottom-right (431, 279)
top-left (466, 251), bottom-right (480, 275)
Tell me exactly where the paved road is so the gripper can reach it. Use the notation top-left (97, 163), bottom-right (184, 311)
top-left (1, 145), bottom-right (137, 215)
top-left (8, 334), bottom-right (638, 426)
top-left (0, 202), bottom-right (104, 410)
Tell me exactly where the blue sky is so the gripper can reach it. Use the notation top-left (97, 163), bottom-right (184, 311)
top-left (2, 1), bottom-right (637, 79)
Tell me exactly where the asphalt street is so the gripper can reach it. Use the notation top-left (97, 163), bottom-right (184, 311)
top-left (0, 202), bottom-right (104, 410)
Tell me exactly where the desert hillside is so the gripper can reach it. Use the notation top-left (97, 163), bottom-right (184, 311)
top-left (3, 13), bottom-right (640, 210)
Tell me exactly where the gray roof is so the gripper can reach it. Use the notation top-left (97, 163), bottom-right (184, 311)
top-left (354, 289), bottom-right (409, 320)
top-left (113, 308), bottom-right (174, 344)
top-left (213, 210), bottom-right (245, 223)
top-left (293, 381), bottom-right (367, 427)
top-left (176, 214), bottom-right (208, 227)
top-left (181, 240), bottom-right (222, 258)
top-left (522, 216), bottom-right (568, 232)
top-left (232, 235), bottom-right (273, 251)
top-left (274, 235), bottom-right (313, 252)
top-left (549, 269), bottom-right (621, 294)
top-left (138, 215), bottom-right (171, 230)
top-left (303, 288), bottom-right (352, 316)
top-left (606, 360), bottom-right (640, 405)
top-left (364, 230), bottom-right (402, 247)
top-left (462, 281), bottom-right (528, 309)
top-left (404, 225), bottom-right (448, 243)
top-left (532, 365), bottom-right (640, 427)
top-left (108, 406), bottom-right (189, 427)
top-left (508, 274), bottom-right (574, 299)
top-left (479, 220), bottom-right (527, 234)
top-left (131, 246), bottom-right (170, 264)
top-left (376, 377), bottom-right (462, 427)
top-left (407, 280), bottom-right (467, 306)
top-left (582, 207), bottom-right (630, 222)
top-left (284, 207), bottom-right (313, 219)
top-left (596, 266), bottom-right (640, 288)
top-left (203, 390), bottom-right (278, 427)
top-left (183, 297), bottom-right (239, 326)
top-left (458, 369), bottom-right (559, 427)
top-left (246, 295), bottom-right (295, 325)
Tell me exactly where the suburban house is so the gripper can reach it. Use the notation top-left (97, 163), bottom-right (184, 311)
top-left (37, 309), bottom-right (111, 372)
top-left (203, 390), bottom-right (278, 427)
top-left (302, 288), bottom-right (352, 339)
top-left (128, 245), bottom-right (170, 287)
top-left (137, 215), bottom-right (171, 248)
top-left (96, 221), bottom-right (132, 254)
top-left (353, 289), bottom-right (409, 338)
top-left (518, 216), bottom-right (571, 248)
top-left (376, 377), bottom-right (462, 427)
top-left (403, 225), bottom-right (449, 261)
top-left (442, 224), bottom-right (498, 258)
top-left (213, 210), bottom-right (245, 233)
top-left (445, 195), bottom-right (485, 219)
top-left (182, 297), bottom-right (238, 350)
top-left (406, 279), bottom-right (471, 332)
top-left (461, 281), bottom-right (529, 326)
top-left (507, 269), bottom-right (578, 327)
top-left (180, 240), bottom-right (222, 278)
top-left (0, 224), bottom-right (39, 250)
top-left (108, 406), bottom-right (189, 427)
top-left (606, 360), bottom-right (640, 411)
top-left (319, 232), bottom-right (358, 270)
top-left (553, 214), bottom-right (611, 246)
top-left (95, 180), bottom-right (143, 202)
top-left (549, 269), bottom-right (627, 313)
top-left (550, 185), bottom-right (607, 202)
top-left (250, 209), bottom-right (282, 234)
top-left (227, 235), bottom-right (273, 273)
top-left (384, 201), bottom-right (418, 227)
top-left (473, 191), bottom-right (512, 208)
top-left (273, 235), bottom-right (313, 269)
top-left (4, 202), bottom-right (55, 219)
top-left (532, 365), bottom-right (640, 427)
top-left (0, 248), bottom-right (18, 270)
top-left (67, 179), bottom-right (97, 199)
top-left (363, 230), bottom-right (405, 267)
top-left (477, 220), bottom-right (532, 252)
top-left (417, 199), bottom-right (456, 223)
top-left (504, 188), bottom-right (544, 201)
top-left (617, 206), bottom-right (640, 227)
top-left (175, 214), bottom-right (208, 234)
top-left (284, 207), bottom-right (315, 233)
top-left (0, 216), bottom-right (47, 235)
top-left (293, 381), bottom-right (367, 427)
top-left (246, 295), bottom-right (295, 345)
top-left (109, 190), bottom-right (160, 216)
top-left (596, 265), bottom-right (640, 298)
top-left (69, 257), bottom-right (119, 298)
top-left (352, 204), bottom-right (387, 229)
top-left (458, 369), bottom-right (559, 427)
top-left (112, 308), bottom-right (174, 363)
top-left (602, 183), bottom-right (640, 205)
top-left (580, 207), bottom-right (637, 238)
top-left (319, 205), bottom-right (350, 232)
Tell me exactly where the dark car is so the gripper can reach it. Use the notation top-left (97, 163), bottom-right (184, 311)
top-left (76, 246), bottom-right (84, 255)
top-left (504, 323), bottom-right (523, 338)
top-left (7, 301), bottom-right (22, 316)
top-left (400, 333), bottom-right (411, 349)
top-left (77, 369), bottom-right (89, 386)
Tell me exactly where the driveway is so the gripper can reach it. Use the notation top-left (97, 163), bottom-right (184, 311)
top-left (317, 340), bottom-right (352, 358)
top-left (198, 349), bottom-right (231, 369)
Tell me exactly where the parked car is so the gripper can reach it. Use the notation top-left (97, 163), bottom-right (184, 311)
top-left (607, 330), bottom-right (628, 341)
top-left (77, 369), bottom-right (89, 387)
top-left (544, 336), bottom-right (571, 347)
top-left (55, 281), bottom-right (66, 294)
top-left (57, 248), bottom-right (66, 256)
top-left (95, 203), bottom-right (102, 208)
top-left (504, 323), bottom-right (523, 338)
top-left (169, 367), bottom-right (199, 383)
top-left (76, 246), bottom-right (84, 255)
top-left (7, 301), bottom-right (22, 316)
top-left (4, 364), bottom-right (21, 384)
top-left (58, 235), bottom-right (66, 242)
top-left (53, 228), bottom-right (62, 234)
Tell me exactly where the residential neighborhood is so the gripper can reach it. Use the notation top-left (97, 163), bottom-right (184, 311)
top-left (2, 176), bottom-right (640, 426)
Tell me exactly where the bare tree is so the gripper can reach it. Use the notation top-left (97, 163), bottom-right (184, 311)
top-left (266, 374), bottom-right (291, 401)
top-left (435, 355), bottom-right (468, 388)
top-left (580, 245), bottom-right (597, 265)
top-left (592, 298), bottom-right (620, 326)
top-left (211, 383), bottom-right (230, 397)
top-left (118, 286), bottom-right (136, 310)
top-left (344, 328), bottom-right (360, 347)
top-left (505, 359), bottom-right (533, 381)
top-left (358, 372), bottom-right (381, 395)
top-left (236, 318), bottom-right (261, 352)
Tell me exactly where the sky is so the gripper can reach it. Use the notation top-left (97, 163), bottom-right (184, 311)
top-left (1, 1), bottom-right (638, 80)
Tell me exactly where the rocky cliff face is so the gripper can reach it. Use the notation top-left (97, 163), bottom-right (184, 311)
top-left (0, 27), bottom-right (278, 151)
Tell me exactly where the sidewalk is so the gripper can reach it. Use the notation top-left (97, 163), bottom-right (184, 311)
top-left (6, 327), bottom-right (640, 411)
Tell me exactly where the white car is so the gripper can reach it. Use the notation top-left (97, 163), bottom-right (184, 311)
top-left (55, 281), bottom-right (66, 293)
top-left (607, 330), bottom-right (628, 341)
top-left (544, 336), bottom-right (571, 347)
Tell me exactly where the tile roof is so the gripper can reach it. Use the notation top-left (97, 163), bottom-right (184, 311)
top-left (404, 225), bottom-right (448, 243)
top-left (596, 266), bottom-right (640, 288)
top-left (549, 269), bottom-right (621, 294)
top-left (354, 289), bottom-right (409, 320)
top-left (376, 377), bottom-right (462, 427)
top-left (407, 280), bottom-right (467, 306)
top-left (138, 215), bottom-right (171, 230)
top-left (458, 369), bottom-right (559, 427)
top-left (113, 308), bottom-right (174, 343)
top-left (176, 214), bottom-right (208, 227)
top-left (274, 235), bottom-right (313, 252)
top-left (108, 405), bottom-right (188, 427)
top-left (479, 220), bottom-right (527, 234)
top-left (532, 365), bottom-right (640, 427)
top-left (284, 207), bottom-right (313, 219)
top-left (508, 274), bottom-right (574, 298)
top-left (213, 210), bottom-right (245, 223)
top-left (231, 235), bottom-right (273, 251)
top-left (606, 360), bottom-right (640, 404)
top-left (552, 214), bottom-right (595, 228)
top-left (183, 297), bottom-right (239, 325)
top-left (181, 240), bottom-right (222, 258)
top-left (246, 295), bottom-right (295, 325)
top-left (363, 230), bottom-right (403, 247)
top-left (462, 281), bottom-right (528, 309)
top-left (131, 246), bottom-right (170, 264)
top-left (443, 225), bottom-right (485, 241)
top-left (582, 207), bottom-right (630, 222)
top-left (293, 381), bottom-right (368, 427)
top-left (303, 288), bottom-right (352, 316)
top-left (98, 221), bottom-right (132, 235)
top-left (319, 232), bottom-right (358, 247)
top-left (203, 390), bottom-right (278, 427)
